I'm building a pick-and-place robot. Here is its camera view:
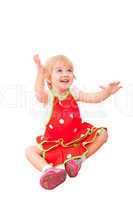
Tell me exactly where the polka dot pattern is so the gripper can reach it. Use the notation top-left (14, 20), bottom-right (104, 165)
top-left (67, 154), bottom-right (72, 159)
top-left (70, 113), bottom-right (73, 118)
top-left (73, 128), bottom-right (78, 133)
top-left (59, 118), bottom-right (64, 124)
top-left (49, 124), bottom-right (54, 129)
top-left (40, 136), bottom-right (44, 140)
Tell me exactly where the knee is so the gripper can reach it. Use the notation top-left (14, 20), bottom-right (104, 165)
top-left (98, 129), bottom-right (108, 143)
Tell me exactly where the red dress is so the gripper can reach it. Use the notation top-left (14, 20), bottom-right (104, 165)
top-left (36, 87), bottom-right (107, 167)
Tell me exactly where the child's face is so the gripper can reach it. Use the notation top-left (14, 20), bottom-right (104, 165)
top-left (51, 60), bottom-right (74, 92)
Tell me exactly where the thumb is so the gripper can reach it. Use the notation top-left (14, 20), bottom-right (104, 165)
top-left (33, 54), bottom-right (41, 65)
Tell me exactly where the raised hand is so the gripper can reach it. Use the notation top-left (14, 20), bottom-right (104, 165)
top-left (99, 81), bottom-right (122, 95)
top-left (33, 54), bottom-right (46, 74)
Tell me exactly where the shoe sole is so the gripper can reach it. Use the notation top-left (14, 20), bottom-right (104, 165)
top-left (40, 170), bottom-right (67, 190)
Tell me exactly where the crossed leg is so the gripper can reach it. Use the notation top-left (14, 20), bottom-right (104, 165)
top-left (85, 130), bottom-right (108, 158)
top-left (25, 130), bottom-right (108, 172)
top-left (25, 146), bottom-right (48, 171)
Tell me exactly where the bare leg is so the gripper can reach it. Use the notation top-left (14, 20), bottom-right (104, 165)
top-left (86, 131), bottom-right (108, 158)
top-left (25, 146), bottom-right (48, 172)
top-left (26, 146), bottom-right (67, 190)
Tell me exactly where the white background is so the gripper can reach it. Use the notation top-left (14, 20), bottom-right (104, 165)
top-left (0, 0), bottom-right (133, 199)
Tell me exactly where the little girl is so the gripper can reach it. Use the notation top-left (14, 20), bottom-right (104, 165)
top-left (25, 54), bottom-right (122, 190)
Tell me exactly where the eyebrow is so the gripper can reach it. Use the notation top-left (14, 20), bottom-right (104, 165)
top-left (55, 66), bottom-right (73, 70)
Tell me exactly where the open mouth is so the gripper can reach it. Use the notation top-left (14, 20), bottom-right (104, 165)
top-left (60, 79), bottom-right (69, 83)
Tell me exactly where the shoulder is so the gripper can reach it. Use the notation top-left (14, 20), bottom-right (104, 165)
top-left (69, 85), bottom-right (80, 101)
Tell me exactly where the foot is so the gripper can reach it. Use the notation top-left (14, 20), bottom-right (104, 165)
top-left (65, 158), bottom-right (83, 177)
top-left (40, 167), bottom-right (67, 190)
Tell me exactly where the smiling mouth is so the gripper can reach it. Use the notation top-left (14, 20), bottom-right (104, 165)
top-left (60, 80), bottom-right (69, 83)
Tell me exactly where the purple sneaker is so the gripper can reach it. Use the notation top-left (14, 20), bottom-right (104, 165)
top-left (40, 168), bottom-right (67, 190)
top-left (65, 158), bottom-right (83, 177)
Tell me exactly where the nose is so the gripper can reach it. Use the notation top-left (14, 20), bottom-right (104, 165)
top-left (62, 71), bottom-right (69, 76)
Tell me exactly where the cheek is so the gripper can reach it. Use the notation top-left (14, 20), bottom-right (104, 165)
top-left (51, 73), bottom-right (59, 83)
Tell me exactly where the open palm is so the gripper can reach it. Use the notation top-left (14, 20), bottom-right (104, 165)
top-left (33, 54), bottom-right (46, 74)
top-left (100, 81), bottom-right (122, 95)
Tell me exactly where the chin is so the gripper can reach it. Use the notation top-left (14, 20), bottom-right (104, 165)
top-left (59, 86), bottom-right (69, 92)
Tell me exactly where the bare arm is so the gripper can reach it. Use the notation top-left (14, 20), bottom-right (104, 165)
top-left (77, 81), bottom-right (122, 103)
top-left (34, 55), bottom-right (48, 104)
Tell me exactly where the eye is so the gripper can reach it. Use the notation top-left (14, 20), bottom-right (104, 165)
top-left (67, 69), bottom-right (73, 72)
top-left (57, 69), bottom-right (62, 72)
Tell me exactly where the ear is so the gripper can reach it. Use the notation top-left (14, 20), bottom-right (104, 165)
top-left (73, 74), bottom-right (76, 79)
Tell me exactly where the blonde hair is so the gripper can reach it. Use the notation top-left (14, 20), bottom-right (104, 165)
top-left (44, 55), bottom-right (75, 88)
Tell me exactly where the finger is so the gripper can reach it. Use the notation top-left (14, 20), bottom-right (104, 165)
top-left (111, 81), bottom-right (120, 86)
top-left (99, 86), bottom-right (106, 90)
top-left (109, 81), bottom-right (115, 84)
top-left (34, 54), bottom-right (39, 58)
top-left (115, 85), bottom-right (122, 90)
top-left (114, 86), bottom-right (122, 93)
top-left (118, 86), bottom-right (122, 89)
top-left (33, 55), bottom-right (40, 64)
top-left (115, 81), bottom-right (120, 85)
top-left (33, 54), bottom-right (39, 61)
top-left (108, 82), bottom-right (114, 87)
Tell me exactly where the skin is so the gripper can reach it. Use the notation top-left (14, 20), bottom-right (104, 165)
top-left (34, 54), bottom-right (122, 104)
top-left (50, 60), bottom-right (74, 94)
top-left (25, 54), bottom-right (122, 172)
